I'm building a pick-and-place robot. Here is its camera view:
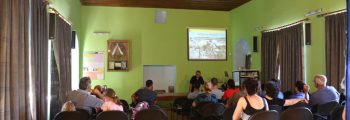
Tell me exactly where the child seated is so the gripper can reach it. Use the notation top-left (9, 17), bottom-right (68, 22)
top-left (101, 88), bottom-right (124, 111)
top-left (61, 101), bottom-right (76, 112)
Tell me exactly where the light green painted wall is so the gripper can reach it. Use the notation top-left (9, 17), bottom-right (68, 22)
top-left (230, 0), bottom-right (346, 91)
top-left (80, 6), bottom-right (231, 101)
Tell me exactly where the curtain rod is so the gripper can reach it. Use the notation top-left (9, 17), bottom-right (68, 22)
top-left (48, 7), bottom-right (73, 26)
top-left (317, 9), bottom-right (346, 17)
top-left (262, 18), bottom-right (309, 33)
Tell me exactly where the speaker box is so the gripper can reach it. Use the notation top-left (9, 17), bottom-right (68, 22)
top-left (253, 36), bottom-right (258, 52)
top-left (49, 13), bottom-right (56, 39)
top-left (71, 31), bottom-right (76, 49)
top-left (305, 23), bottom-right (311, 45)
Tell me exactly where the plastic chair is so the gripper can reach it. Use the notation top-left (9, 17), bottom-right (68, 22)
top-left (248, 110), bottom-right (279, 120)
top-left (172, 97), bottom-right (191, 120)
top-left (135, 109), bottom-right (168, 120)
top-left (120, 99), bottom-right (130, 114)
top-left (95, 111), bottom-right (128, 120)
top-left (314, 101), bottom-right (339, 120)
top-left (76, 109), bottom-right (91, 120)
top-left (223, 106), bottom-right (236, 120)
top-left (280, 107), bottom-right (313, 120)
top-left (330, 106), bottom-right (344, 120)
top-left (268, 105), bottom-right (282, 113)
top-left (54, 111), bottom-right (88, 120)
top-left (199, 103), bottom-right (225, 120)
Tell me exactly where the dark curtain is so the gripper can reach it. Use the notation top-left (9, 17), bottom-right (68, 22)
top-left (31, 0), bottom-right (48, 119)
top-left (261, 31), bottom-right (279, 84)
top-left (279, 24), bottom-right (304, 92)
top-left (346, 0), bottom-right (350, 119)
top-left (53, 14), bottom-right (72, 110)
top-left (325, 12), bottom-right (347, 91)
top-left (0, 0), bottom-right (33, 119)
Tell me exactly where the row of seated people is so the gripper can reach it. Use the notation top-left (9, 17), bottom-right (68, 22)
top-left (55, 77), bottom-right (166, 120)
top-left (183, 74), bottom-right (344, 120)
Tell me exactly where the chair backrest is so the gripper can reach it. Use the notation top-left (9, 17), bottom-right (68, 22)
top-left (223, 106), bottom-right (236, 120)
top-left (268, 105), bottom-right (282, 113)
top-left (248, 110), bottom-right (279, 120)
top-left (75, 109), bottom-right (91, 120)
top-left (135, 109), bottom-right (168, 120)
top-left (54, 111), bottom-right (87, 120)
top-left (96, 111), bottom-right (128, 120)
top-left (120, 99), bottom-right (130, 113)
top-left (330, 106), bottom-right (344, 120)
top-left (289, 102), bottom-right (311, 109)
top-left (318, 101), bottom-right (339, 116)
top-left (280, 107), bottom-right (313, 120)
top-left (199, 103), bottom-right (225, 117)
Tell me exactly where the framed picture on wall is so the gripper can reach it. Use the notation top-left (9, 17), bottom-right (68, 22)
top-left (187, 27), bottom-right (227, 61)
top-left (107, 40), bottom-right (130, 71)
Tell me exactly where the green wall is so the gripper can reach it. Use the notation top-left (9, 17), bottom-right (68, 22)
top-left (230, 0), bottom-right (346, 91)
top-left (80, 6), bottom-right (231, 101)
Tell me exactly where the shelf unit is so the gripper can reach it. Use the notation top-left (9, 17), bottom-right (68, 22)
top-left (233, 70), bottom-right (259, 86)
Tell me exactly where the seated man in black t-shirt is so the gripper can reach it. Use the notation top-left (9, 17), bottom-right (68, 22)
top-left (132, 80), bottom-right (158, 106)
top-left (189, 70), bottom-right (204, 92)
top-left (264, 81), bottom-right (307, 107)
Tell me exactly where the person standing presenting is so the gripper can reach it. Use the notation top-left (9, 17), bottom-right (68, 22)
top-left (189, 70), bottom-right (204, 92)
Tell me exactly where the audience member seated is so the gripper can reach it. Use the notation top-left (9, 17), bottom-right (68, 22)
top-left (232, 78), bottom-right (268, 120)
top-left (222, 79), bottom-right (240, 101)
top-left (226, 83), bottom-right (247, 108)
top-left (61, 101), bottom-right (76, 112)
top-left (189, 70), bottom-right (204, 92)
top-left (192, 81), bottom-right (218, 107)
top-left (211, 77), bottom-right (224, 99)
top-left (101, 88), bottom-right (123, 111)
top-left (221, 82), bottom-right (228, 91)
top-left (309, 75), bottom-right (340, 106)
top-left (270, 79), bottom-right (284, 99)
top-left (67, 77), bottom-right (104, 114)
top-left (289, 81), bottom-right (306, 99)
top-left (264, 81), bottom-right (307, 107)
top-left (92, 85), bottom-right (104, 99)
top-left (187, 83), bottom-right (202, 100)
top-left (132, 80), bottom-right (157, 106)
top-left (191, 81), bottom-right (218, 119)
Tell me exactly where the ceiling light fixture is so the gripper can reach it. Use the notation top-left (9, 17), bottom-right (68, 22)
top-left (305, 9), bottom-right (323, 17)
top-left (93, 31), bottom-right (110, 36)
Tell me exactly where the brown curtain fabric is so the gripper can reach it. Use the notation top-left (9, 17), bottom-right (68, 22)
top-left (0, 0), bottom-right (33, 120)
top-left (325, 12), bottom-right (347, 90)
top-left (279, 24), bottom-right (304, 92)
top-left (31, 0), bottom-right (48, 119)
top-left (261, 31), bottom-right (279, 84)
top-left (53, 15), bottom-right (72, 108)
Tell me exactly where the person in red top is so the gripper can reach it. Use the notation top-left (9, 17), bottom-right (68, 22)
top-left (222, 79), bottom-right (240, 101)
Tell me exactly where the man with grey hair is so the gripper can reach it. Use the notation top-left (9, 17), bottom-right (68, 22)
top-left (67, 77), bottom-right (104, 114)
top-left (308, 74), bottom-right (340, 106)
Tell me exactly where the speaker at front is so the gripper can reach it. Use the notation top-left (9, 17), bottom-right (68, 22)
top-left (49, 13), bottom-right (56, 39)
top-left (253, 36), bottom-right (258, 52)
top-left (305, 23), bottom-right (311, 45)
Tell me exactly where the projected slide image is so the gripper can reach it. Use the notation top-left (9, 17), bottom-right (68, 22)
top-left (188, 28), bottom-right (227, 60)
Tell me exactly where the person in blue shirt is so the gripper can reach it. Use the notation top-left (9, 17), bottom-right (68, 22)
top-left (289, 81), bottom-right (307, 99)
top-left (308, 75), bottom-right (340, 106)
